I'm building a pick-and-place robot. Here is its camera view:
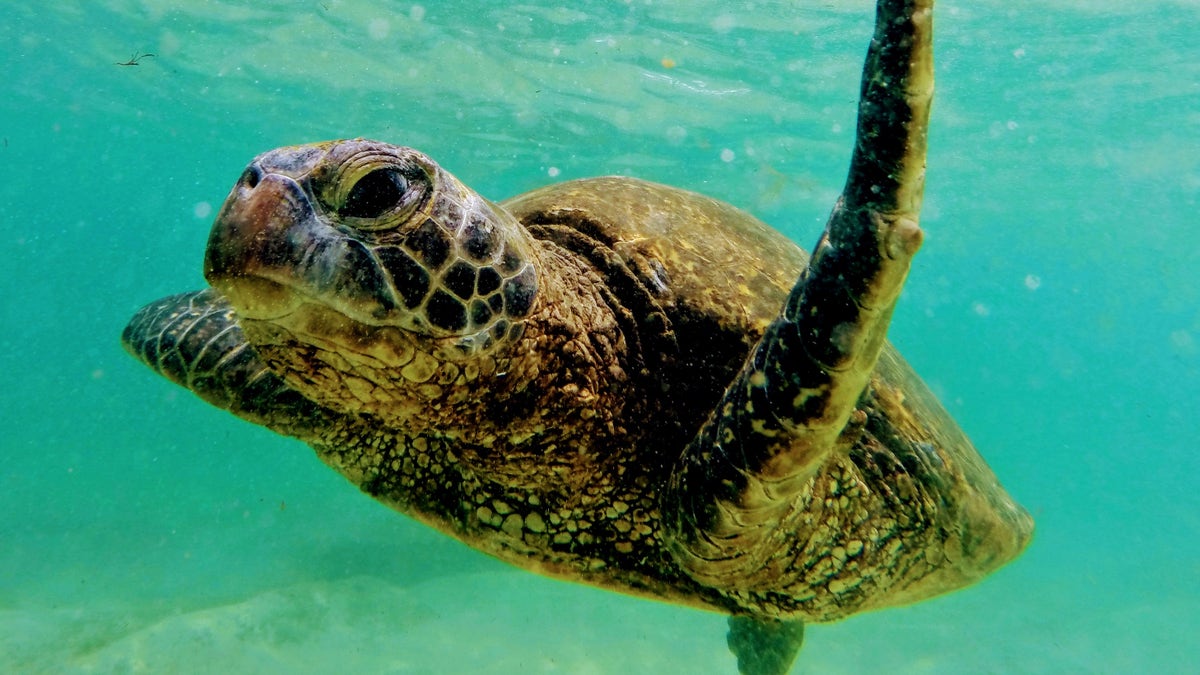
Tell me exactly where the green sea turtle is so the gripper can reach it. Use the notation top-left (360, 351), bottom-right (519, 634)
top-left (122, 0), bottom-right (1032, 672)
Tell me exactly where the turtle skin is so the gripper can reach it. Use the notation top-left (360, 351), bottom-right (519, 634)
top-left (122, 1), bottom-right (1032, 673)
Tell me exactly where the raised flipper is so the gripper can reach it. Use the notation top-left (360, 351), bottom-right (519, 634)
top-left (664, 0), bottom-right (934, 589)
top-left (122, 288), bottom-right (334, 439)
top-left (727, 616), bottom-right (805, 675)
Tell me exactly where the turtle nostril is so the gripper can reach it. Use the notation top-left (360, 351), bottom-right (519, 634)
top-left (240, 165), bottom-right (263, 189)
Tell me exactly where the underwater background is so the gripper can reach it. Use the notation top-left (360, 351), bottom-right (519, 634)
top-left (1, 1), bottom-right (1196, 672)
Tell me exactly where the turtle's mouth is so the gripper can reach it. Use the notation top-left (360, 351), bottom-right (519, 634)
top-left (205, 168), bottom-right (316, 320)
top-left (214, 276), bottom-right (302, 323)
top-left (203, 170), bottom-right (425, 368)
top-left (205, 161), bottom-right (407, 328)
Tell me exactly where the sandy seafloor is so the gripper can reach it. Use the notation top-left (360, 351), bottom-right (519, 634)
top-left (1, 1), bottom-right (1197, 673)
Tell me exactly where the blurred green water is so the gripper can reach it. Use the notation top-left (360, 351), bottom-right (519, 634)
top-left (1, 1), bottom-right (1197, 673)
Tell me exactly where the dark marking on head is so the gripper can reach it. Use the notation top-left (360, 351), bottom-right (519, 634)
top-left (426, 289), bottom-right (468, 332)
top-left (487, 293), bottom-right (505, 313)
top-left (406, 218), bottom-right (451, 270)
top-left (501, 265), bottom-right (537, 317)
top-left (376, 246), bottom-right (430, 309)
top-left (490, 318), bottom-right (509, 341)
top-left (477, 267), bottom-right (502, 295)
top-left (499, 245), bottom-right (523, 274)
top-left (334, 240), bottom-right (398, 311)
top-left (469, 299), bottom-right (492, 325)
top-left (442, 261), bottom-right (477, 300)
top-left (433, 197), bottom-right (465, 231)
top-left (507, 322), bottom-right (525, 342)
top-left (462, 214), bottom-right (499, 262)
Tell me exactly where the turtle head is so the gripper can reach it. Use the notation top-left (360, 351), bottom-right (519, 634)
top-left (206, 139), bottom-right (537, 351)
top-left (204, 139), bottom-right (539, 420)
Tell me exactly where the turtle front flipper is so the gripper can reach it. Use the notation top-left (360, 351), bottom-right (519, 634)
top-left (664, 0), bottom-right (933, 587)
top-left (122, 289), bottom-right (335, 438)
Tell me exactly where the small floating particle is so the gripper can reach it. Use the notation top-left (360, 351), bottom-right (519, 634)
top-left (711, 15), bottom-right (736, 33)
top-left (1169, 329), bottom-right (1194, 353)
top-left (1024, 274), bottom-right (1041, 290)
top-left (368, 18), bottom-right (390, 40)
top-left (661, 57), bottom-right (676, 69)
top-left (720, 148), bottom-right (735, 162)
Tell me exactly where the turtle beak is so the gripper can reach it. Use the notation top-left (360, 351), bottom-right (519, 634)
top-left (204, 145), bottom-right (408, 328)
top-left (204, 162), bottom-right (316, 320)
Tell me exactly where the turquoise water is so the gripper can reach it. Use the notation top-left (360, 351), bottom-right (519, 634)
top-left (2, 1), bottom-right (1197, 672)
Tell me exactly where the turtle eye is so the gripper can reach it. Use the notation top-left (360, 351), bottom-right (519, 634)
top-left (341, 168), bottom-right (409, 219)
